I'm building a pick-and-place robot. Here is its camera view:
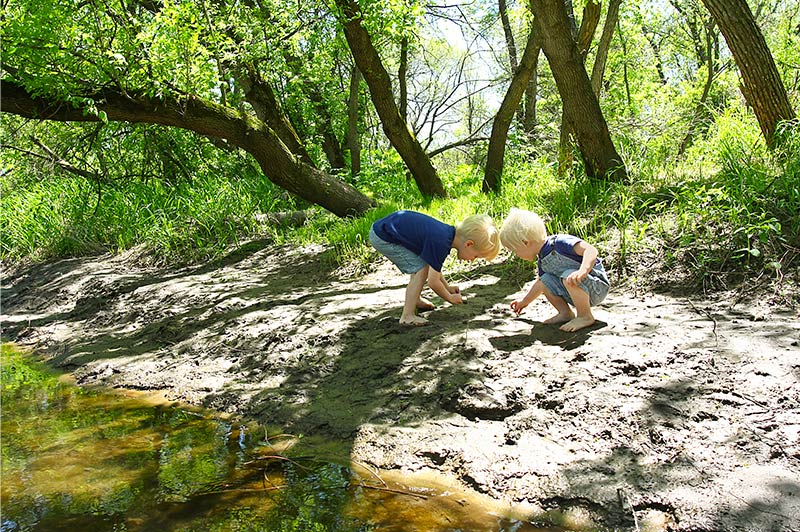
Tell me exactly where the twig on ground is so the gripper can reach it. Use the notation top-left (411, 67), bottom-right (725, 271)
top-left (617, 488), bottom-right (641, 532)
top-left (686, 298), bottom-right (718, 346)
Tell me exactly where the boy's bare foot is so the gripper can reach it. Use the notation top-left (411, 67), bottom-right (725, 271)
top-left (400, 315), bottom-right (429, 327)
top-left (559, 316), bottom-right (595, 332)
top-left (416, 297), bottom-right (435, 311)
top-left (543, 311), bottom-right (574, 324)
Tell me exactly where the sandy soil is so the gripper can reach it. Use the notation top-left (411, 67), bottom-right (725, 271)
top-left (2, 242), bottom-right (799, 531)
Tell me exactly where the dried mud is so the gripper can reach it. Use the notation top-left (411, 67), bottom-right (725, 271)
top-left (2, 243), bottom-right (799, 531)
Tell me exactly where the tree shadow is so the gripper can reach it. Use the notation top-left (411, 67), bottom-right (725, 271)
top-left (5, 246), bottom-right (799, 531)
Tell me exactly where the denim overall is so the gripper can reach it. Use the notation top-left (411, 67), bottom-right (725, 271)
top-left (538, 250), bottom-right (610, 306)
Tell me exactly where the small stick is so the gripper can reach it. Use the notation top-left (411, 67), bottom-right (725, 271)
top-left (358, 482), bottom-right (429, 500)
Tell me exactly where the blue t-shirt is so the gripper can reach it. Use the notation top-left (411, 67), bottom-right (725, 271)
top-left (537, 234), bottom-right (600, 276)
top-left (372, 211), bottom-right (455, 272)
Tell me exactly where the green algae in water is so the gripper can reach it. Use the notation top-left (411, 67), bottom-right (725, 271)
top-left (1, 345), bottom-right (565, 532)
top-left (0, 344), bottom-right (370, 532)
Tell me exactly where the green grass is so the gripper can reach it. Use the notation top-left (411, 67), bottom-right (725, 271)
top-left (0, 170), bottom-right (293, 265)
top-left (2, 116), bottom-right (798, 296)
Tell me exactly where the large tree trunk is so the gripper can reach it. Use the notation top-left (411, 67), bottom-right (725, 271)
top-left (1, 80), bottom-right (375, 217)
top-left (239, 64), bottom-right (315, 167)
top-left (333, 0), bottom-right (446, 198)
top-left (483, 27), bottom-right (542, 193)
top-left (558, 0), bottom-right (601, 174)
top-left (700, 0), bottom-right (795, 146)
top-left (531, 0), bottom-right (626, 181)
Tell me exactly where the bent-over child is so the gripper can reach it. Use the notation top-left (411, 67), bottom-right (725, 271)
top-left (500, 208), bottom-right (609, 332)
top-left (369, 210), bottom-right (500, 326)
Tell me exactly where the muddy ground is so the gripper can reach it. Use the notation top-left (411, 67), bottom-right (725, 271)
top-left (2, 241), bottom-right (799, 531)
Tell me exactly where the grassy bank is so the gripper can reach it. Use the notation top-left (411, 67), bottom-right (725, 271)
top-left (2, 118), bottom-right (798, 298)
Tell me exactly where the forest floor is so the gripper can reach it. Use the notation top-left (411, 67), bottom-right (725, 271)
top-left (2, 241), bottom-right (800, 531)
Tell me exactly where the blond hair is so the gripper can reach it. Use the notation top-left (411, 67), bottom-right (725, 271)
top-left (500, 208), bottom-right (547, 250)
top-left (456, 214), bottom-right (500, 261)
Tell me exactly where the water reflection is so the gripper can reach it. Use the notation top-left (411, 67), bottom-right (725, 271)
top-left (1, 344), bottom-right (563, 532)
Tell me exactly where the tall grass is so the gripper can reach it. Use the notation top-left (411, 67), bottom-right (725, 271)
top-left (0, 171), bottom-right (292, 265)
top-left (3, 114), bottom-right (798, 296)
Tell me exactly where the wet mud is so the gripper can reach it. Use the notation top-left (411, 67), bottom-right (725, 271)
top-left (2, 242), bottom-right (799, 531)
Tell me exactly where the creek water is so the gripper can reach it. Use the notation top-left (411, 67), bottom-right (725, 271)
top-left (1, 344), bottom-right (571, 532)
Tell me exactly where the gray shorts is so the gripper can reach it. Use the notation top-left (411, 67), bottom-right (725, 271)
top-left (539, 251), bottom-right (609, 306)
top-left (369, 227), bottom-right (427, 274)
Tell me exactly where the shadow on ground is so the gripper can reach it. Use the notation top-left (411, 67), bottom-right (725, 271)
top-left (3, 241), bottom-right (799, 532)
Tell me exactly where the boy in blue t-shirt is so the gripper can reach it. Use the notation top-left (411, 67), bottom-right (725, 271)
top-left (499, 208), bottom-right (609, 332)
top-left (370, 210), bottom-right (500, 326)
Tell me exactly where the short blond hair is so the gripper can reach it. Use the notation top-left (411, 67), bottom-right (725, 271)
top-left (500, 208), bottom-right (547, 250)
top-left (456, 214), bottom-right (500, 261)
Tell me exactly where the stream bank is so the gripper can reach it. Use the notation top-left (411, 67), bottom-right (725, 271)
top-left (2, 242), bottom-right (799, 531)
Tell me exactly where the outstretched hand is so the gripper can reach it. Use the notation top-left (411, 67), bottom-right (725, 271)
top-left (510, 300), bottom-right (527, 315)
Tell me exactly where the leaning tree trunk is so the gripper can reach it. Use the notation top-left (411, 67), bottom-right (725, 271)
top-left (483, 27), bottom-right (542, 193)
top-left (531, 0), bottom-right (626, 181)
top-left (701, 0), bottom-right (795, 145)
top-left (333, 0), bottom-right (446, 198)
top-left (239, 64), bottom-right (315, 168)
top-left (1, 80), bottom-right (376, 218)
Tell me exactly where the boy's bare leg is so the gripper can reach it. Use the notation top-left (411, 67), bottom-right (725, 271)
top-left (560, 284), bottom-right (595, 332)
top-left (542, 286), bottom-right (575, 324)
top-left (401, 268), bottom-right (430, 326)
top-left (417, 297), bottom-right (435, 311)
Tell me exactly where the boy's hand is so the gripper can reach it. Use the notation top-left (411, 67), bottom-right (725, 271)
top-left (565, 270), bottom-right (588, 287)
top-left (510, 300), bottom-right (527, 315)
top-left (449, 292), bottom-right (465, 304)
top-left (448, 285), bottom-right (460, 294)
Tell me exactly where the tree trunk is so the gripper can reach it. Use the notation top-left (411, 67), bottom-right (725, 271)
top-left (700, 0), bottom-right (796, 146)
top-left (642, 25), bottom-right (667, 85)
top-left (499, 0), bottom-right (519, 73)
top-left (483, 27), bottom-right (542, 193)
top-left (333, 0), bottom-right (446, 198)
top-left (239, 64), bottom-right (315, 167)
top-left (679, 15), bottom-right (718, 156)
top-left (531, 0), bottom-right (626, 181)
top-left (558, 0), bottom-right (601, 175)
top-left (1, 80), bottom-right (375, 217)
top-left (282, 53), bottom-right (347, 170)
top-left (348, 65), bottom-right (362, 177)
top-left (522, 34), bottom-right (540, 138)
top-left (399, 36), bottom-right (409, 122)
top-left (590, 0), bottom-right (621, 97)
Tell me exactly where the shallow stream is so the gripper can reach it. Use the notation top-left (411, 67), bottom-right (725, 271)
top-left (1, 344), bottom-right (571, 532)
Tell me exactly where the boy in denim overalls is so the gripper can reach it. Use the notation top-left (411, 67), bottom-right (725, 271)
top-left (500, 208), bottom-right (609, 332)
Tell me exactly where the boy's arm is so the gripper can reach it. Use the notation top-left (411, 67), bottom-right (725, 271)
top-left (511, 279), bottom-right (544, 314)
top-left (428, 269), bottom-right (463, 304)
top-left (564, 240), bottom-right (599, 286)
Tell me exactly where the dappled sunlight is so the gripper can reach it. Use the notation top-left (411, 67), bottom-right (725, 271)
top-left (3, 243), bottom-right (799, 531)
